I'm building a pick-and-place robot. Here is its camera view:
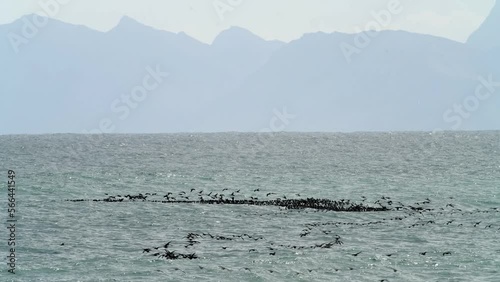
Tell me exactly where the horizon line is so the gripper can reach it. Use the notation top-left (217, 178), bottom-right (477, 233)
top-left (1, 129), bottom-right (499, 137)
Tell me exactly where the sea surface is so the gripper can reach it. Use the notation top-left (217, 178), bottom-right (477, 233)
top-left (1, 132), bottom-right (499, 282)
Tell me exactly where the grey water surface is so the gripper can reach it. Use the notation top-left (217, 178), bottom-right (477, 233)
top-left (1, 132), bottom-right (499, 282)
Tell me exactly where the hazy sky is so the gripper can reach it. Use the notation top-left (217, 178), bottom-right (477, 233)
top-left (0, 0), bottom-right (495, 43)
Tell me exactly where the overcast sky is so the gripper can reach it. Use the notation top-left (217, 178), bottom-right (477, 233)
top-left (0, 0), bottom-right (495, 43)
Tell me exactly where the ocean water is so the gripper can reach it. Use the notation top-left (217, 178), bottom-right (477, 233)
top-left (1, 132), bottom-right (499, 282)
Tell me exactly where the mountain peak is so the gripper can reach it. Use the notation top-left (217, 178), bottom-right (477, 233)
top-left (220, 26), bottom-right (255, 35)
top-left (114, 15), bottom-right (145, 29)
top-left (467, 0), bottom-right (500, 49)
top-left (212, 26), bottom-right (265, 46)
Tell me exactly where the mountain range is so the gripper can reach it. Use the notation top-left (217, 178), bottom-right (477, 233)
top-left (1, 3), bottom-right (499, 134)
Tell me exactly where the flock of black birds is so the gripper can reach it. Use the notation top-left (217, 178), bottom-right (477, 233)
top-left (65, 188), bottom-right (499, 280)
top-left (67, 188), bottom-right (388, 212)
top-left (139, 231), bottom-right (346, 262)
top-left (143, 241), bottom-right (197, 260)
top-left (141, 232), bottom-right (270, 261)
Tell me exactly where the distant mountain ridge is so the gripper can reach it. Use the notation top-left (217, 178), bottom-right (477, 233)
top-left (1, 7), bottom-right (499, 134)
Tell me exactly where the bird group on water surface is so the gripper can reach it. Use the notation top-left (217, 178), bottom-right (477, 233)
top-left (64, 190), bottom-right (499, 279)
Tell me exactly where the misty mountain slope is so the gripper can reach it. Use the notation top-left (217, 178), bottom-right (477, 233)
top-left (209, 26), bottom-right (285, 93)
top-left (197, 30), bottom-right (495, 132)
top-left (0, 16), bottom-right (282, 133)
top-left (468, 1), bottom-right (500, 50)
